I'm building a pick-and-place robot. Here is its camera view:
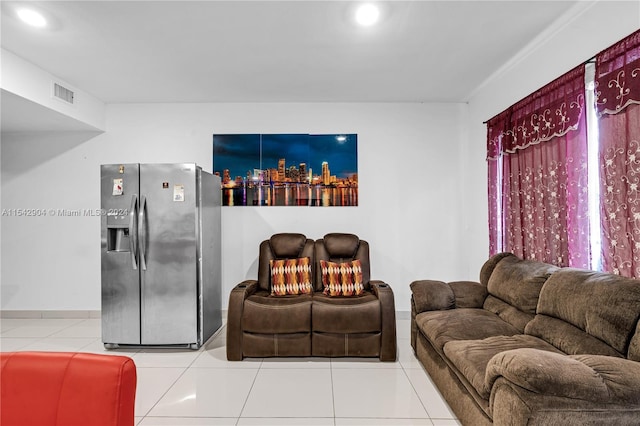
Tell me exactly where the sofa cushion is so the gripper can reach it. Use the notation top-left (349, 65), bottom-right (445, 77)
top-left (525, 314), bottom-right (624, 357)
top-left (479, 252), bottom-right (516, 287)
top-left (415, 309), bottom-right (520, 352)
top-left (483, 295), bottom-right (535, 333)
top-left (486, 255), bottom-right (558, 315)
top-left (258, 234), bottom-right (314, 291)
top-left (450, 281), bottom-right (489, 308)
top-left (443, 335), bottom-right (563, 399)
top-left (242, 291), bottom-right (312, 333)
top-left (312, 291), bottom-right (380, 333)
top-left (573, 354), bottom-right (640, 404)
top-left (320, 259), bottom-right (364, 296)
top-left (629, 322), bottom-right (640, 362)
top-left (532, 268), bottom-right (640, 357)
top-left (269, 257), bottom-right (313, 296)
top-left (323, 233), bottom-right (360, 258)
top-left (269, 233), bottom-right (309, 258)
top-left (486, 349), bottom-right (640, 405)
top-left (486, 349), bottom-right (610, 402)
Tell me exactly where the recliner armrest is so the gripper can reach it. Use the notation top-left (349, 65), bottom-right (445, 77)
top-left (486, 348), bottom-right (640, 405)
top-left (231, 280), bottom-right (259, 297)
top-left (371, 280), bottom-right (397, 361)
top-left (370, 280), bottom-right (391, 295)
top-left (226, 280), bottom-right (259, 360)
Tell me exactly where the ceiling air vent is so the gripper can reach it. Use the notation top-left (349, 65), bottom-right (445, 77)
top-left (53, 82), bottom-right (75, 105)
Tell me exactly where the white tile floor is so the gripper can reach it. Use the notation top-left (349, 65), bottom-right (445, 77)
top-left (0, 317), bottom-right (460, 426)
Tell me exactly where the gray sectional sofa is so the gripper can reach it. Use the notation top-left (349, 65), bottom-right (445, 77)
top-left (410, 252), bottom-right (640, 425)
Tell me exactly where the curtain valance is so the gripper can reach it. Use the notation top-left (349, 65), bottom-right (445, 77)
top-left (487, 65), bottom-right (585, 160)
top-left (596, 29), bottom-right (640, 116)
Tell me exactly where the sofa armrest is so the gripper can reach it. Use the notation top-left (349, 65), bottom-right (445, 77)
top-left (371, 280), bottom-right (397, 362)
top-left (448, 281), bottom-right (488, 308)
top-left (486, 348), bottom-right (640, 405)
top-left (410, 279), bottom-right (458, 313)
top-left (410, 280), bottom-right (487, 313)
top-left (226, 280), bottom-right (258, 361)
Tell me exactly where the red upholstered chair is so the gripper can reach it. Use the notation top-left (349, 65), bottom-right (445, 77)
top-left (1, 351), bottom-right (137, 426)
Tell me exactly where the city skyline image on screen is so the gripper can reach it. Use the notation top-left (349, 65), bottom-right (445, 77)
top-left (213, 133), bottom-right (358, 206)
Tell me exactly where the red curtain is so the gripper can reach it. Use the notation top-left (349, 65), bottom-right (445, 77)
top-left (596, 29), bottom-right (640, 276)
top-left (487, 65), bottom-right (590, 267)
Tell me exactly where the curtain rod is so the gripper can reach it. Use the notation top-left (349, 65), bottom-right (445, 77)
top-left (482, 56), bottom-right (597, 124)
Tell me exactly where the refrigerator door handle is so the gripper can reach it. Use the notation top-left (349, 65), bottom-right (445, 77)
top-left (139, 195), bottom-right (148, 271)
top-left (129, 195), bottom-right (139, 270)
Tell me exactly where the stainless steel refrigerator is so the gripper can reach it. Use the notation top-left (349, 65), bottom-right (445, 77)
top-left (101, 163), bottom-right (221, 349)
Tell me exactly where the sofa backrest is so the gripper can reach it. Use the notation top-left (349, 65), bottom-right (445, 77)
top-left (525, 268), bottom-right (640, 360)
top-left (257, 233), bottom-right (315, 291)
top-left (479, 252), bottom-right (516, 287)
top-left (1, 351), bottom-right (136, 426)
top-left (314, 233), bottom-right (370, 292)
top-left (483, 255), bottom-right (559, 332)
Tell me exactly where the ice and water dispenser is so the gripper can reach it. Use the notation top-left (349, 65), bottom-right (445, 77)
top-left (104, 171), bottom-right (135, 253)
top-left (107, 227), bottom-right (130, 252)
top-left (106, 213), bottom-right (132, 252)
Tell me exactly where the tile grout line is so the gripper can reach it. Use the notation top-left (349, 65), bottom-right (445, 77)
top-left (137, 364), bottom-right (191, 420)
top-left (2, 318), bottom-right (461, 425)
top-left (330, 358), bottom-right (337, 426)
top-left (399, 352), bottom-right (436, 426)
top-left (136, 334), bottom-right (227, 423)
top-left (2, 319), bottom-right (98, 352)
top-left (46, 318), bottom-right (88, 338)
top-left (399, 338), bottom-right (461, 425)
top-left (399, 322), bottom-right (436, 423)
top-left (235, 358), bottom-right (263, 425)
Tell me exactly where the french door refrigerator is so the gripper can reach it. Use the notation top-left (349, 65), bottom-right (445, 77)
top-left (101, 163), bottom-right (221, 349)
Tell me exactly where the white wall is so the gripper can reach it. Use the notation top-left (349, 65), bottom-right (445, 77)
top-left (1, 131), bottom-right (105, 310)
top-left (3, 0), bottom-right (637, 315)
top-left (1, 102), bottom-right (470, 312)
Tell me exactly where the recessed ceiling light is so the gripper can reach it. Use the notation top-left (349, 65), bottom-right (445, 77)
top-left (355, 3), bottom-right (380, 27)
top-left (17, 8), bottom-right (47, 28)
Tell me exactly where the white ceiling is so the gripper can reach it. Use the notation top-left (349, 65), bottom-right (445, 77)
top-left (1, 0), bottom-right (581, 106)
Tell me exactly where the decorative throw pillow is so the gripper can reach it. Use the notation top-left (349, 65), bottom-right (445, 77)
top-left (320, 259), bottom-right (365, 296)
top-left (270, 257), bottom-right (313, 296)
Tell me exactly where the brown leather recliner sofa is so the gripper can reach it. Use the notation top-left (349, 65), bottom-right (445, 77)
top-left (227, 233), bottom-right (397, 361)
top-left (410, 252), bottom-right (640, 425)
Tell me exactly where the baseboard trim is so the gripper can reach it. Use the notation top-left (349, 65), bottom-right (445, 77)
top-left (0, 310), bottom-right (101, 319)
top-left (1, 310), bottom-right (411, 320)
top-left (396, 310), bottom-right (410, 320)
